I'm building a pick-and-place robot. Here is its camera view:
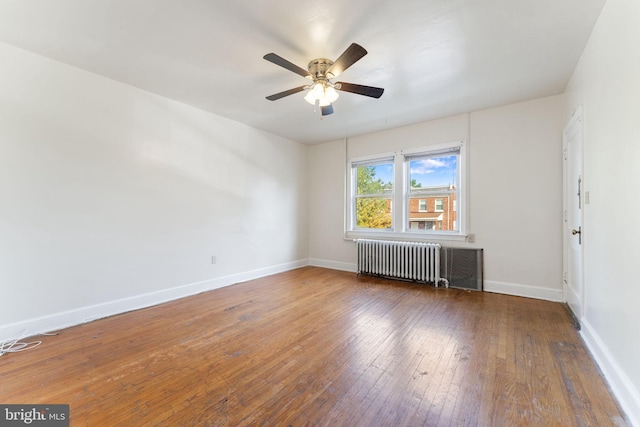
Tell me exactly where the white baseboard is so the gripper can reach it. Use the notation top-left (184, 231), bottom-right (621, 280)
top-left (309, 258), bottom-right (564, 302)
top-left (0, 259), bottom-right (309, 343)
top-left (581, 319), bottom-right (640, 427)
top-left (484, 280), bottom-right (563, 302)
top-left (308, 258), bottom-right (357, 273)
top-left (308, 260), bottom-right (564, 302)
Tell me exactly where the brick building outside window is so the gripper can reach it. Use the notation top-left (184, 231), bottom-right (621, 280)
top-left (408, 185), bottom-right (456, 231)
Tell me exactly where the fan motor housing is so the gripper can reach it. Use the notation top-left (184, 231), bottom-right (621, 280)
top-left (308, 58), bottom-right (334, 80)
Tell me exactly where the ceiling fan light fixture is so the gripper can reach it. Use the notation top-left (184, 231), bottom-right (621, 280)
top-left (324, 85), bottom-right (339, 103)
top-left (312, 82), bottom-right (325, 98)
top-left (303, 82), bottom-right (339, 106)
top-left (303, 90), bottom-right (316, 105)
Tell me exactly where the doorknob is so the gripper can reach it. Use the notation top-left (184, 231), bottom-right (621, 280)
top-left (572, 226), bottom-right (582, 244)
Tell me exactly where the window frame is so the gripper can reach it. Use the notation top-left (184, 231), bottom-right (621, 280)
top-left (346, 141), bottom-right (468, 242)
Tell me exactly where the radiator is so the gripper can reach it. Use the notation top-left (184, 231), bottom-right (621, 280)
top-left (356, 239), bottom-right (442, 286)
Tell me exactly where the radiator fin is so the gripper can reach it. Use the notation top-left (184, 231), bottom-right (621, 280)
top-left (356, 239), bottom-right (441, 285)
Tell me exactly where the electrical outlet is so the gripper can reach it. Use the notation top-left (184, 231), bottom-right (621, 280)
top-left (211, 256), bottom-right (217, 264)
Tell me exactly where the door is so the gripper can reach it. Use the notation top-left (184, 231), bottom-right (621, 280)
top-left (563, 107), bottom-right (584, 323)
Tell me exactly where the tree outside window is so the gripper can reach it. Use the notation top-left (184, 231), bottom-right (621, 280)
top-left (354, 163), bottom-right (393, 229)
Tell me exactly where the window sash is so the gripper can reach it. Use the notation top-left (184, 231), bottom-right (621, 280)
top-left (404, 146), bottom-right (460, 162)
top-left (352, 159), bottom-right (394, 197)
top-left (409, 188), bottom-right (456, 196)
top-left (351, 157), bottom-right (395, 231)
top-left (353, 196), bottom-right (393, 230)
top-left (406, 151), bottom-right (460, 194)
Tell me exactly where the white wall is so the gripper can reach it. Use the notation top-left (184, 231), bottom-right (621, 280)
top-left (0, 42), bottom-right (309, 338)
top-left (309, 96), bottom-right (564, 301)
top-left (471, 97), bottom-right (564, 299)
top-left (308, 139), bottom-right (354, 272)
top-left (564, 0), bottom-right (640, 423)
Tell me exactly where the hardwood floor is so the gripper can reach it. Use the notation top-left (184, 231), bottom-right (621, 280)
top-left (0, 267), bottom-right (628, 426)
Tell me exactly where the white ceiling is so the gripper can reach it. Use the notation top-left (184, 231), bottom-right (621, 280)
top-left (0, 0), bottom-right (605, 145)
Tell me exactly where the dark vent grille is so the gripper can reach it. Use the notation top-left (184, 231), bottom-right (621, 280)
top-left (440, 247), bottom-right (483, 291)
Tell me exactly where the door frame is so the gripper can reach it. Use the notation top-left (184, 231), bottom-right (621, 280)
top-left (562, 105), bottom-right (585, 324)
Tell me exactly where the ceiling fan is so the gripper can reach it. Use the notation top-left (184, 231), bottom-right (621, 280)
top-left (263, 43), bottom-right (384, 116)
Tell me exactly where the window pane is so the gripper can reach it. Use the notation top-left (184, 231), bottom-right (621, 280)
top-left (356, 197), bottom-right (392, 229)
top-left (355, 163), bottom-right (393, 195)
top-left (408, 196), bottom-right (456, 231)
top-left (409, 154), bottom-right (458, 188)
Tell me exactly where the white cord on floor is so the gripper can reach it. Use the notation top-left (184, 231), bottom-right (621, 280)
top-left (0, 330), bottom-right (59, 357)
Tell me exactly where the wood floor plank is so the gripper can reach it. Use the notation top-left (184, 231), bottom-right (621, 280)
top-left (0, 267), bottom-right (629, 426)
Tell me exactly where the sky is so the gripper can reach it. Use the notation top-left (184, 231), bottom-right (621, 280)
top-left (410, 155), bottom-right (458, 187)
top-left (371, 154), bottom-right (458, 187)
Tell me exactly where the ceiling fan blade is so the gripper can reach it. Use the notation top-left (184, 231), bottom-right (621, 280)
top-left (327, 43), bottom-right (367, 78)
top-left (265, 86), bottom-right (307, 101)
top-left (321, 104), bottom-right (334, 116)
top-left (336, 82), bottom-right (384, 98)
top-left (263, 53), bottom-right (310, 78)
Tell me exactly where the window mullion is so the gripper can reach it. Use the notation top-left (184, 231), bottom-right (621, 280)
top-left (394, 153), bottom-right (405, 232)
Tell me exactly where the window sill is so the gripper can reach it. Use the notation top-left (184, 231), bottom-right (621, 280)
top-left (344, 230), bottom-right (468, 243)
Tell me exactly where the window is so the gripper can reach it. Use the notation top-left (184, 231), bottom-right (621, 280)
top-left (347, 141), bottom-right (466, 241)
top-left (405, 145), bottom-right (461, 233)
top-left (351, 158), bottom-right (394, 230)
